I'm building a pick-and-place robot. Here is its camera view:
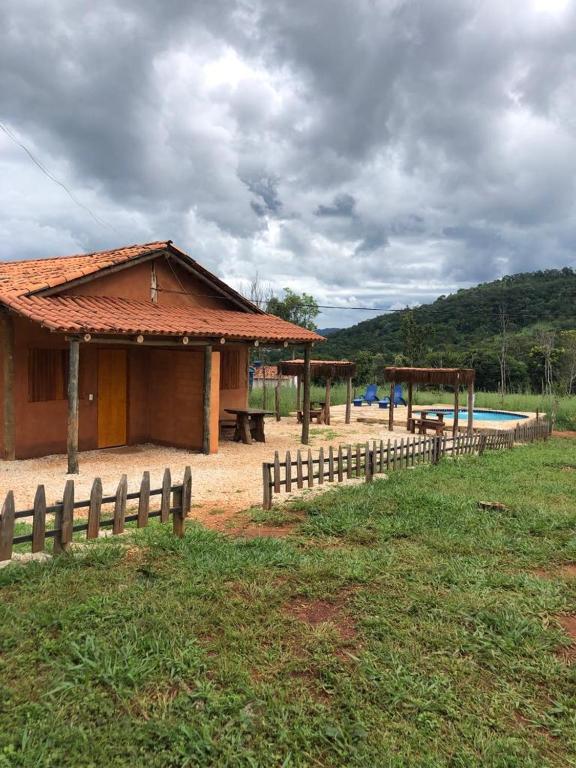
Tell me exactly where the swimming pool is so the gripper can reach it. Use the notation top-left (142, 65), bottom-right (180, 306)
top-left (423, 409), bottom-right (528, 422)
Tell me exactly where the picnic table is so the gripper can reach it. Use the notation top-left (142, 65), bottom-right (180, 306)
top-left (225, 408), bottom-right (274, 444)
top-left (408, 410), bottom-right (446, 435)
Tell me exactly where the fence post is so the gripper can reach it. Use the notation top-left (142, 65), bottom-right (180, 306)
top-left (262, 463), bottom-right (272, 509)
top-left (173, 466), bottom-right (191, 537)
top-left (0, 491), bottom-right (15, 562)
top-left (32, 484), bottom-right (47, 553)
top-left (432, 434), bottom-right (442, 465)
top-left (161, 468), bottom-right (171, 523)
top-left (54, 479), bottom-right (74, 554)
top-left (112, 475), bottom-right (128, 535)
top-left (137, 472), bottom-right (150, 528)
top-left (285, 451), bottom-right (292, 493)
top-left (365, 444), bottom-right (373, 483)
top-left (87, 477), bottom-right (103, 539)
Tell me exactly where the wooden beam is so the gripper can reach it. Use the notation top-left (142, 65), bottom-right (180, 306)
top-left (452, 375), bottom-right (460, 436)
top-left (301, 344), bottom-right (311, 445)
top-left (388, 380), bottom-right (395, 432)
top-left (325, 377), bottom-right (331, 426)
top-left (407, 381), bottom-right (413, 429)
top-left (67, 338), bottom-right (80, 474)
top-left (1, 312), bottom-right (15, 460)
top-left (202, 344), bottom-right (212, 455)
top-left (467, 382), bottom-right (474, 434)
top-left (345, 376), bottom-right (352, 424)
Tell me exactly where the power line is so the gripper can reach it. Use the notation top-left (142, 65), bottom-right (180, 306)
top-left (0, 121), bottom-right (117, 233)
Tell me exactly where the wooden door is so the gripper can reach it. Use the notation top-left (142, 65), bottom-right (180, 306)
top-left (98, 349), bottom-right (127, 448)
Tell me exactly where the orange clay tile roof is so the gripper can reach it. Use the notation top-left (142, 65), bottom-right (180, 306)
top-left (0, 241), bottom-right (324, 344)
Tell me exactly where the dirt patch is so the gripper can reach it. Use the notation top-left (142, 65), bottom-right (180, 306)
top-left (555, 614), bottom-right (576, 665)
top-left (531, 564), bottom-right (576, 580)
top-left (284, 590), bottom-right (358, 642)
top-left (552, 430), bottom-right (576, 439)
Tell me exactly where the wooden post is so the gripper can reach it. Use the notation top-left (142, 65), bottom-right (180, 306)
top-left (388, 380), bottom-right (395, 432)
top-left (345, 376), bottom-right (352, 424)
top-left (1, 312), bottom-right (15, 461)
top-left (67, 338), bottom-right (80, 474)
top-left (325, 377), bottom-right (331, 426)
top-left (32, 485), bottom-right (47, 553)
top-left (54, 479), bottom-right (74, 554)
top-left (262, 463), bottom-right (272, 509)
top-left (467, 381), bottom-right (474, 434)
top-left (87, 478), bottom-right (103, 539)
top-left (113, 475), bottom-right (127, 535)
top-left (137, 471), bottom-right (150, 528)
top-left (407, 381), bottom-right (413, 429)
top-left (203, 345), bottom-right (212, 455)
top-left (452, 373), bottom-right (460, 437)
top-left (161, 468), bottom-right (171, 523)
top-left (262, 364), bottom-right (267, 410)
top-left (0, 491), bottom-right (15, 561)
top-left (173, 465), bottom-right (191, 537)
top-left (301, 344), bottom-right (311, 444)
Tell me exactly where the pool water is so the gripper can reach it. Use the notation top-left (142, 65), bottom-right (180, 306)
top-left (426, 409), bottom-right (528, 422)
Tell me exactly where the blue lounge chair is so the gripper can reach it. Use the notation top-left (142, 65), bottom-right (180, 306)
top-left (353, 383), bottom-right (379, 406)
top-left (378, 384), bottom-right (407, 408)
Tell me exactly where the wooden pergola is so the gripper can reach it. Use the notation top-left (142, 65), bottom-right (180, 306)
top-left (384, 366), bottom-right (476, 435)
top-left (278, 359), bottom-right (357, 441)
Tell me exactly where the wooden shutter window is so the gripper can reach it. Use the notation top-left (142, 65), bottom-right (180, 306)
top-left (28, 349), bottom-right (87, 402)
top-left (29, 349), bottom-right (68, 402)
top-left (220, 350), bottom-right (241, 390)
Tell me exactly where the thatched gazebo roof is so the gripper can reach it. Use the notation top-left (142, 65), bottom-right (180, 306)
top-left (384, 367), bottom-right (475, 387)
top-left (278, 359), bottom-right (356, 379)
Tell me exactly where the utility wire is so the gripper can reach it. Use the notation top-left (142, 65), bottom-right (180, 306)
top-left (0, 121), bottom-right (117, 232)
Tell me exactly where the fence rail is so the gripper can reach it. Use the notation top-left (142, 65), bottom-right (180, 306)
top-left (0, 466), bottom-right (192, 563)
top-left (262, 421), bottom-right (551, 509)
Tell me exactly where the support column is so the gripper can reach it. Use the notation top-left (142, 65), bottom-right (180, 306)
top-left (345, 376), bottom-right (352, 424)
top-left (301, 345), bottom-right (311, 444)
top-left (325, 377), bottom-right (331, 425)
top-left (407, 381), bottom-right (413, 429)
top-left (467, 381), bottom-right (474, 434)
top-left (388, 380), bottom-right (395, 432)
top-left (67, 338), bottom-right (80, 474)
top-left (1, 312), bottom-right (15, 461)
top-left (452, 374), bottom-right (460, 437)
top-left (202, 344), bottom-right (212, 455)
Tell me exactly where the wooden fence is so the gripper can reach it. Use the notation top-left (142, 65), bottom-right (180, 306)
top-left (262, 421), bottom-right (551, 509)
top-left (0, 467), bottom-right (191, 564)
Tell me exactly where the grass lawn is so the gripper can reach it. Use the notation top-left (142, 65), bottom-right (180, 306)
top-left (1, 438), bottom-right (576, 766)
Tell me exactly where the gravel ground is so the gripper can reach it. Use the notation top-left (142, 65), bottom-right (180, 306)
top-left (0, 403), bottom-right (534, 520)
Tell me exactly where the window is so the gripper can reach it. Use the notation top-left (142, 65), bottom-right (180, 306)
top-left (220, 349), bottom-right (242, 390)
top-left (29, 349), bottom-right (68, 402)
top-left (28, 349), bottom-right (87, 402)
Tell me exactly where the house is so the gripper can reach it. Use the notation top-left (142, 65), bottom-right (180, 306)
top-left (252, 364), bottom-right (296, 388)
top-left (0, 240), bottom-right (323, 469)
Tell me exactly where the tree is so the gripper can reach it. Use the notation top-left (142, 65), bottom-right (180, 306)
top-left (266, 288), bottom-right (319, 331)
top-left (400, 310), bottom-right (425, 365)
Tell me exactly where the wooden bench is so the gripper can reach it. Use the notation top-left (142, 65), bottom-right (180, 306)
top-left (219, 419), bottom-right (237, 440)
top-left (408, 411), bottom-right (446, 435)
top-left (297, 403), bottom-right (326, 424)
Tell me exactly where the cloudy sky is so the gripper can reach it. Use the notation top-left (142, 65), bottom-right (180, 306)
top-left (1, 0), bottom-right (575, 327)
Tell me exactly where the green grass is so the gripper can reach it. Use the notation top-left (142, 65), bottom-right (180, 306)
top-left (1, 439), bottom-right (576, 766)
top-left (251, 383), bottom-right (576, 430)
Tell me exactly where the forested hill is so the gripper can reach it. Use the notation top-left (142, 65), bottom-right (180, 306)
top-left (320, 268), bottom-right (576, 361)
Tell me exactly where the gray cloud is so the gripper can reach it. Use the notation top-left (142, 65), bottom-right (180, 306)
top-left (1, 0), bottom-right (576, 329)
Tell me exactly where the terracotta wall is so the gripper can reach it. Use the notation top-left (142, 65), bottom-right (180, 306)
top-left (219, 345), bottom-right (249, 418)
top-left (4, 317), bottom-right (224, 459)
top-left (68, 254), bottom-right (239, 311)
